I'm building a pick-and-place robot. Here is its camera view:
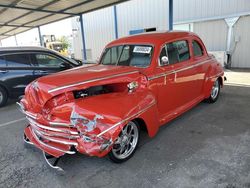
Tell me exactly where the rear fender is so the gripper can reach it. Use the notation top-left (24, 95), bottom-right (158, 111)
top-left (203, 60), bottom-right (224, 98)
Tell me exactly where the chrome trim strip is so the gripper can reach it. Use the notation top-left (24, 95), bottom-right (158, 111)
top-left (27, 117), bottom-right (79, 135)
top-left (43, 151), bottom-right (63, 171)
top-left (31, 128), bottom-right (75, 155)
top-left (34, 129), bottom-right (78, 146)
top-left (97, 101), bottom-right (156, 137)
top-left (207, 72), bottom-right (224, 79)
top-left (33, 127), bottom-right (80, 139)
top-left (23, 133), bottom-right (34, 145)
top-left (48, 70), bottom-right (139, 93)
top-left (16, 102), bottom-right (37, 119)
top-left (148, 59), bottom-right (211, 81)
top-left (49, 121), bottom-right (74, 127)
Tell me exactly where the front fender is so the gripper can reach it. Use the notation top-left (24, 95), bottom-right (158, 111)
top-left (72, 89), bottom-right (159, 140)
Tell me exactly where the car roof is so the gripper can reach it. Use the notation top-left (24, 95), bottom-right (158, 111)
top-left (107, 31), bottom-right (199, 47)
top-left (0, 46), bottom-right (53, 52)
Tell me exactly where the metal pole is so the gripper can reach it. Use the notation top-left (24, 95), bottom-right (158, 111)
top-left (113, 5), bottom-right (118, 39)
top-left (14, 35), bottom-right (18, 46)
top-left (169, 0), bottom-right (173, 30)
top-left (38, 26), bottom-right (43, 46)
top-left (79, 14), bottom-right (87, 61)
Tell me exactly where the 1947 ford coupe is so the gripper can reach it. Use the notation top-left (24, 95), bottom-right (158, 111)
top-left (18, 31), bottom-right (225, 169)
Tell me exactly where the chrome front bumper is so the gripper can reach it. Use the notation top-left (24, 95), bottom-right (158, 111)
top-left (17, 101), bottom-right (79, 157)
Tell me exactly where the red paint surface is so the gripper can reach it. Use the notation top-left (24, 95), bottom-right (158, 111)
top-left (22, 31), bottom-right (224, 158)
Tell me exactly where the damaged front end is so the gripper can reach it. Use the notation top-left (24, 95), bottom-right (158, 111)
top-left (18, 71), bottom-right (149, 169)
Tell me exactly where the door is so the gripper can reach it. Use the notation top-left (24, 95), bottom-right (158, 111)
top-left (31, 52), bottom-right (72, 78)
top-left (0, 55), bottom-right (8, 88)
top-left (157, 39), bottom-right (200, 120)
top-left (191, 39), bottom-right (208, 96)
top-left (4, 53), bottom-right (35, 97)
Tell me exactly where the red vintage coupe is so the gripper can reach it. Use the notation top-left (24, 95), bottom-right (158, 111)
top-left (18, 31), bottom-right (225, 169)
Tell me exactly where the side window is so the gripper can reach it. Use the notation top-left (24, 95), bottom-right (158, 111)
top-left (5, 54), bottom-right (31, 67)
top-left (0, 56), bottom-right (6, 67)
top-left (164, 40), bottom-right (190, 65)
top-left (35, 54), bottom-right (65, 67)
top-left (192, 40), bottom-right (203, 57)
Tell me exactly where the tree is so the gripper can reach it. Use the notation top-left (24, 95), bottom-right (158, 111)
top-left (59, 36), bottom-right (70, 50)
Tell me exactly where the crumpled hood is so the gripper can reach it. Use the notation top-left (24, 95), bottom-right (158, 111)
top-left (24, 64), bottom-right (143, 108)
top-left (37, 64), bottom-right (140, 93)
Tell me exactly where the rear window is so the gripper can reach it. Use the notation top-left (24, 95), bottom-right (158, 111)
top-left (0, 56), bottom-right (6, 67)
top-left (5, 54), bottom-right (31, 67)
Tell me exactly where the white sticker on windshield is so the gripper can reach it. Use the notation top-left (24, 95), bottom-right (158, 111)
top-left (133, 46), bottom-right (152, 54)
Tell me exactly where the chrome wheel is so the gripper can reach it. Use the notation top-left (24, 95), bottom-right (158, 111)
top-left (210, 79), bottom-right (219, 100)
top-left (111, 121), bottom-right (139, 160)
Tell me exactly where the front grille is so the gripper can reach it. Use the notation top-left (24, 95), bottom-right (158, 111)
top-left (27, 117), bottom-right (79, 147)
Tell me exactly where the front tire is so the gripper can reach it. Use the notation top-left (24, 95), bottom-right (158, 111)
top-left (0, 86), bottom-right (8, 107)
top-left (206, 78), bottom-right (220, 103)
top-left (109, 121), bottom-right (140, 163)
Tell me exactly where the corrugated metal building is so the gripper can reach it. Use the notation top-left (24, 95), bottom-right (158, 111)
top-left (72, 0), bottom-right (250, 68)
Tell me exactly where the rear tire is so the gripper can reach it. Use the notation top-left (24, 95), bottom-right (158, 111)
top-left (206, 79), bottom-right (220, 103)
top-left (0, 86), bottom-right (8, 107)
top-left (109, 121), bottom-right (140, 163)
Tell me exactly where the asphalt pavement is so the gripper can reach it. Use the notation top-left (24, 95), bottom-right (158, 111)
top-left (0, 85), bottom-right (249, 188)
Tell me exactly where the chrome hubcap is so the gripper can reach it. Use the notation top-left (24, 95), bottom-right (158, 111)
top-left (112, 121), bottom-right (139, 159)
top-left (211, 80), bottom-right (219, 99)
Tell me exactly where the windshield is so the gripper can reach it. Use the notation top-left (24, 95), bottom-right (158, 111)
top-left (100, 45), bottom-right (153, 68)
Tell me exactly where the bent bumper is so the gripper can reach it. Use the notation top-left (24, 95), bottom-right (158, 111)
top-left (24, 126), bottom-right (76, 158)
top-left (23, 118), bottom-right (113, 158)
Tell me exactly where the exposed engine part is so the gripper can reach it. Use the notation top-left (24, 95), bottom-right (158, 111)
top-left (127, 81), bottom-right (139, 92)
top-left (73, 83), bottom-right (128, 99)
top-left (73, 85), bottom-right (110, 99)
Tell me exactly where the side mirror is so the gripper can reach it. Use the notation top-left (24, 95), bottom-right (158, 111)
top-left (160, 56), bottom-right (169, 65)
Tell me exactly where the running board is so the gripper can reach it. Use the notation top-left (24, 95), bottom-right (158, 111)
top-left (43, 151), bottom-right (64, 171)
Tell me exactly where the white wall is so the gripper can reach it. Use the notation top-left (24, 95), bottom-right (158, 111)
top-left (174, 0), bottom-right (250, 23)
top-left (116, 0), bottom-right (169, 37)
top-left (193, 19), bottom-right (228, 51)
top-left (84, 6), bottom-right (115, 60)
top-left (73, 0), bottom-right (169, 60)
top-left (71, 0), bottom-right (250, 68)
top-left (231, 15), bottom-right (250, 68)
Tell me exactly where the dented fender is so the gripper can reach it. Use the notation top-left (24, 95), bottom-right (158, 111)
top-left (22, 88), bottom-right (159, 158)
top-left (70, 89), bottom-right (159, 156)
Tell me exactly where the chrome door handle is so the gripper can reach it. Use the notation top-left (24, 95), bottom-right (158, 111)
top-left (0, 70), bottom-right (8, 73)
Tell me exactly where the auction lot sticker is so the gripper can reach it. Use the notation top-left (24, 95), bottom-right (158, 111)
top-left (133, 46), bottom-right (152, 54)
